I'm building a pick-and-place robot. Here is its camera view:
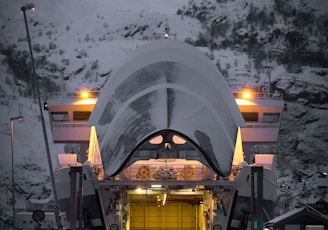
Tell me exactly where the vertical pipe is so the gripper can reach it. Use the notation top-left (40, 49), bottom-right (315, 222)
top-left (78, 169), bottom-right (83, 230)
top-left (70, 167), bottom-right (82, 230)
top-left (10, 120), bottom-right (15, 230)
top-left (10, 116), bottom-right (23, 230)
top-left (70, 168), bottom-right (77, 230)
top-left (257, 167), bottom-right (264, 230)
top-left (251, 169), bottom-right (255, 230)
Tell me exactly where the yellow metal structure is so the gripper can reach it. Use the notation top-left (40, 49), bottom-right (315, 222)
top-left (130, 203), bottom-right (203, 230)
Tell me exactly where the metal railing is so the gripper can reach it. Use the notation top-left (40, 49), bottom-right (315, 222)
top-left (52, 123), bottom-right (89, 128)
top-left (47, 90), bottom-right (100, 99)
top-left (233, 91), bottom-right (283, 100)
top-left (245, 124), bottom-right (279, 128)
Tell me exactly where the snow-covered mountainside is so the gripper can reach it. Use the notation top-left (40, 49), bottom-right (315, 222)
top-left (0, 0), bottom-right (327, 223)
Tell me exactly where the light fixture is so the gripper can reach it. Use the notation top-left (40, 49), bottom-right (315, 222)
top-left (157, 195), bottom-right (161, 207)
top-left (242, 91), bottom-right (252, 100)
top-left (21, 3), bottom-right (35, 12)
top-left (135, 187), bottom-right (144, 193)
top-left (80, 90), bottom-right (89, 99)
top-left (162, 193), bottom-right (167, 206)
top-left (164, 24), bottom-right (169, 39)
top-left (150, 184), bottom-right (162, 188)
top-left (43, 102), bottom-right (48, 111)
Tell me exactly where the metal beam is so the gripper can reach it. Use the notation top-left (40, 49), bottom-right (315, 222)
top-left (70, 166), bottom-right (83, 230)
top-left (251, 166), bottom-right (264, 230)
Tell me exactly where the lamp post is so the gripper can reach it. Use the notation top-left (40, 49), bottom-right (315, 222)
top-left (21, 4), bottom-right (61, 229)
top-left (10, 116), bottom-right (23, 230)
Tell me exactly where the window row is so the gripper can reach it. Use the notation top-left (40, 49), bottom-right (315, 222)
top-left (51, 111), bottom-right (91, 121)
top-left (242, 112), bottom-right (280, 123)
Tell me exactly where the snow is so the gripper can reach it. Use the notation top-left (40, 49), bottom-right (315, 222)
top-left (0, 0), bottom-right (327, 225)
top-left (0, 0), bottom-right (200, 220)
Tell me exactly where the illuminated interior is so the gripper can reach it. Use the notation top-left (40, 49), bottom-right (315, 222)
top-left (122, 159), bottom-right (210, 181)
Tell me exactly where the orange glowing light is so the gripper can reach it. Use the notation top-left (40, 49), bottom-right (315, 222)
top-left (149, 135), bottom-right (163, 144)
top-left (172, 135), bottom-right (186, 144)
top-left (242, 91), bottom-right (252, 100)
top-left (80, 90), bottom-right (89, 99)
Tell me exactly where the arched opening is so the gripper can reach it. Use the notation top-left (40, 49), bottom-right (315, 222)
top-left (103, 129), bottom-right (221, 230)
top-left (119, 129), bottom-right (214, 181)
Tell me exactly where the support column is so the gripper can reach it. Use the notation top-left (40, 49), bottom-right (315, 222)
top-left (70, 166), bottom-right (83, 230)
top-left (251, 166), bottom-right (264, 230)
top-left (257, 167), bottom-right (263, 230)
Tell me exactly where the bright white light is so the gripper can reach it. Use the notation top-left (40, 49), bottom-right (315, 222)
top-left (151, 184), bottom-right (162, 188)
top-left (162, 193), bottom-right (167, 206)
top-left (135, 187), bottom-right (144, 193)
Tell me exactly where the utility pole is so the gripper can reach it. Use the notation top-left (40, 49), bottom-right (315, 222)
top-left (21, 4), bottom-right (61, 229)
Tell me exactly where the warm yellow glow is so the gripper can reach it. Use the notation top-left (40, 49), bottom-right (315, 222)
top-left (232, 127), bottom-right (245, 168)
top-left (172, 135), bottom-right (186, 144)
top-left (135, 187), bottom-right (144, 193)
top-left (162, 193), bottom-right (167, 206)
top-left (80, 90), bottom-right (89, 99)
top-left (32, 7), bottom-right (35, 11)
top-left (235, 99), bottom-right (257, 106)
top-left (88, 126), bottom-right (102, 165)
top-left (242, 91), bottom-right (252, 99)
top-left (72, 98), bottom-right (97, 105)
top-left (149, 135), bottom-right (163, 144)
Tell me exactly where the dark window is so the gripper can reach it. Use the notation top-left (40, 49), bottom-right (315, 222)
top-left (242, 112), bottom-right (258, 122)
top-left (51, 112), bottom-right (69, 121)
top-left (73, 111), bottom-right (91, 120)
top-left (305, 225), bottom-right (324, 230)
top-left (262, 113), bottom-right (280, 123)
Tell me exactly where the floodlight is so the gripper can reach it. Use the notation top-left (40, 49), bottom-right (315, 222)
top-left (80, 90), bottom-right (89, 99)
top-left (21, 3), bottom-right (35, 12)
top-left (242, 91), bottom-right (252, 100)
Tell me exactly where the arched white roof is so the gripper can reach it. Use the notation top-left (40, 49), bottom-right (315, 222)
top-left (88, 40), bottom-right (245, 177)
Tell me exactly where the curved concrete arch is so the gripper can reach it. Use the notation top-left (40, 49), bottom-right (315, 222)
top-left (89, 40), bottom-right (245, 177)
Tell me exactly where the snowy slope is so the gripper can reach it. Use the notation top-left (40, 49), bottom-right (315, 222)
top-left (0, 0), bottom-right (327, 222)
top-left (0, 0), bottom-right (202, 221)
